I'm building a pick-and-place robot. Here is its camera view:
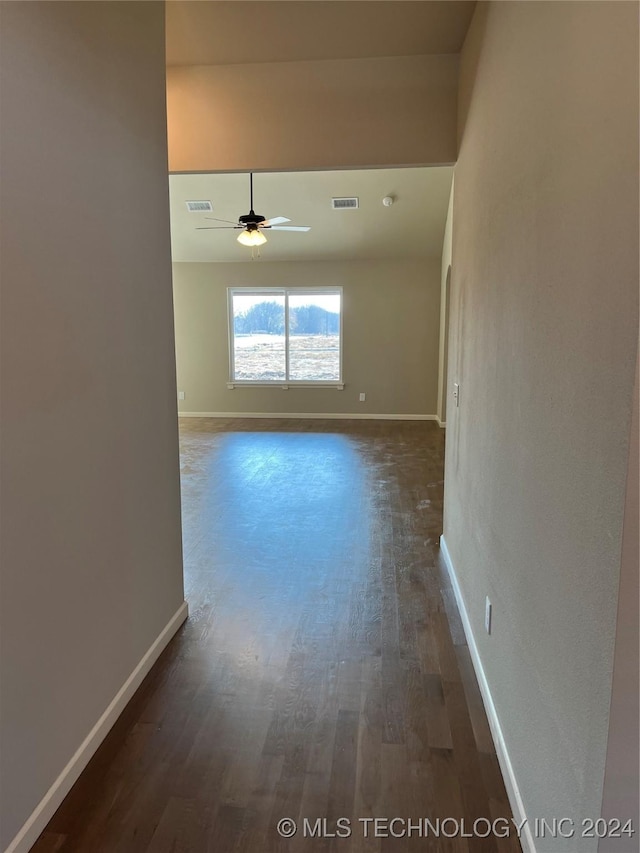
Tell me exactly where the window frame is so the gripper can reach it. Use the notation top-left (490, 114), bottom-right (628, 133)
top-left (227, 286), bottom-right (344, 388)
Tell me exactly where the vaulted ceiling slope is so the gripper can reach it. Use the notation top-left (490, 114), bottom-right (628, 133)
top-left (166, 1), bottom-right (476, 67)
top-left (170, 166), bottom-right (453, 263)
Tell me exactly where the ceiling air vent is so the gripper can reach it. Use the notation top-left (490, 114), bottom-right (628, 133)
top-left (331, 197), bottom-right (359, 210)
top-left (185, 200), bottom-right (213, 213)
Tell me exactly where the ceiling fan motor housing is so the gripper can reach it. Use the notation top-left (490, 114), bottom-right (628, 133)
top-left (239, 212), bottom-right (266, 228)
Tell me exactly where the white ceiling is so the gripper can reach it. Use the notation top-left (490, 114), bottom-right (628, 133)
top-left (166, 1), bottom-right (476, 67)
top-left (169, 167), bottom-right (453, 263)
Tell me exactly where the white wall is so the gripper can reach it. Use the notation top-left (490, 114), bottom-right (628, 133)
top-left (173, 258), bottom-right (441, 416)
top-left (0, 3), bottom-right (185, 850)
top-left (444, 2), bottom-right (638, 849)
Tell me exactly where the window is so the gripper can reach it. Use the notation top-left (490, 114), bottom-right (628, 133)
top-left (228, 287), bottom-right (342, 385)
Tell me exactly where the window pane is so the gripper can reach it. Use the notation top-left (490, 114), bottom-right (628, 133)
top-left (232, 292), bottom-right (285, 381)
top-left (288, 292), bottom-right (341, 381)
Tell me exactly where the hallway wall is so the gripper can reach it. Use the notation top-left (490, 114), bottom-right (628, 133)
top-left (443, 2), bottom-right (639, 849)
top-left (0, 3), bottom-right (185, 850)
top-left (173, 258), bottom-right (441, 416)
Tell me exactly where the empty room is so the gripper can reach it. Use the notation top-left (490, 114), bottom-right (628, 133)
top-left (0, 3), bottom-right (638, 853)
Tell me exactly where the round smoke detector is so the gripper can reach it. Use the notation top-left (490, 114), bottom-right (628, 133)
top-left (382, 196), bottom-right (394, 207)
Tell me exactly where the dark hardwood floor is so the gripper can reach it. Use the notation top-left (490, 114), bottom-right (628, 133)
top-left (34, 418), bottom-right (520, 853)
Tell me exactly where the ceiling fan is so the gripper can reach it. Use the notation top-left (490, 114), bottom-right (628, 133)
top-left (196, 173), bottom-right (310, 247)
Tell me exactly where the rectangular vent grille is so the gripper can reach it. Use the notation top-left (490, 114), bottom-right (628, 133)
top-left (185, 200), bottom-right (213, 213)
top-left (331, 197), bottom-right (359, 210)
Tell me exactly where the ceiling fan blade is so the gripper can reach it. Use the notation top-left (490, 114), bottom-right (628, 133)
top-left (204, 216), bottom-right (239, 225)
top-left (269, 226), bottom-right (311, 232)
top-left (261, 216), bottom-right (290, 227)
top-left (196, 226), bottom-right (240, 230)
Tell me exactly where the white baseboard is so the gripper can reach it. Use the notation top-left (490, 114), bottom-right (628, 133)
top-left (436, 416), bottom-right (446, 428)
top-left (178, 412), bottom-right (438, 421)
top-left (439, 536), bottom-right (535, 853)
top-left (5, 601), bottom-right (189, 853)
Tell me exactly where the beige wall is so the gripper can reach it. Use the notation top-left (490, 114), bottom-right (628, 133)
top-left (444, 2), bottom-right (638, 849)
top-left (166, 55), bottom-right (458, 173)
top-left (437, 182), bottom-right (454, 425)
top-left (0, 3), bottom-right (185, 850)
top-left (173, 259), bottom-right (441, 416)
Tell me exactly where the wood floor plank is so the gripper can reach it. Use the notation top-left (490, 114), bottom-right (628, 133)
top-left (442, 680), bottom-right (498, 853)
top-left (455, 646), bottom-right (496, 756)
top-left (145, 797), bottom-right (204, 853)
top-left (423, 673), bottom-right (454, 750)
top-left (326, 709), bottom-right (359, 826)
top-left (30, 833), bottom-right (67, 853)
top-left (31, 419), bottom-right (519, 853)
top-left (234, 754), bottom-right (284, 853)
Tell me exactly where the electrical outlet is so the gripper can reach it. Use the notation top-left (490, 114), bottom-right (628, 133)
top-left (485, 597), bottom-right (492, 635)
top-left (178, 391), bottom-right (185, 401)
top-left (359, 392), bottom-right (366, 402)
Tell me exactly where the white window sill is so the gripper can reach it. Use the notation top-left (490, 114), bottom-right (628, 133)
top-left (227, 381), bottom-right (344, 390)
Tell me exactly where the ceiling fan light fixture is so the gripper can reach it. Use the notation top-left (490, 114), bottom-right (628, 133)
top-left (237, 228), bottom-right (267, 247)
